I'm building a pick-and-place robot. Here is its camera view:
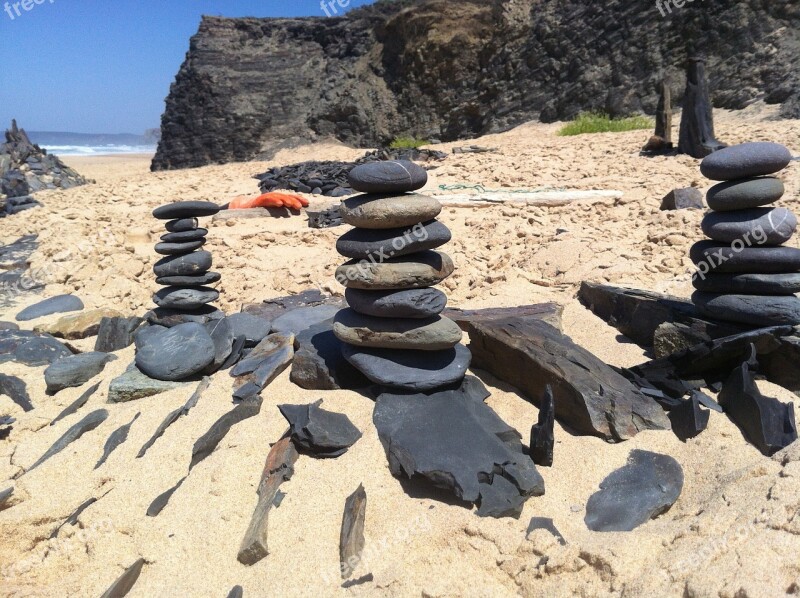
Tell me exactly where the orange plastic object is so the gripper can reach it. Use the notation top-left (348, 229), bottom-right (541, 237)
top-left (228, 192), bottom-right (310, 210)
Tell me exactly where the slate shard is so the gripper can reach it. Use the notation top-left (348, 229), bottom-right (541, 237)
top-left (718, 346), bottom-right (798, 456)
top-left (278, 400), bottom-right (362, 458)
top-left (52, 381), bottom-right (102, 425)
top-left (0, 415), bottom-right (14, 439)
top-left (137, 377), bottom-right (209, 458)
top-left (0, 373), bottom-right (33, 412)
top-left (231, 334), bottom-right (293, 401)
top-left (190, 397), bottom-right (263, 471)
top-left (50, 496), bottom-right (98, 539)
top-left (290, 320), bottom-right (371, 391)
top-left (95, 413), bottom-right (141, 469)
top-left (530, 385), bottom-right (555, 467)
top-left (668, 393), bottom-right (710, 442)
top-left (147, 477), bottom-right (186, 517)
top-left (25, 409), bottom-right (109, 475)
top-left (16, 294), bottom-right (84, 322)
top-left (95, 316), bottom-right (145, 352)
top-left (99, 558), bottom-right (146, 598)
top-left (0, 485), bottom-right (15, 508)
top-left (340, 484), bottom-right (367, 579)
top-left (227, 587), bottom-right (244, 598)
top-left (585, 450), bottom-right (684, 532)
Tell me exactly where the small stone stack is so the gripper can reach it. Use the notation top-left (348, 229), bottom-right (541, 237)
top-left (333, 160), bottom-right (471, 392)
top-left (690, 142), bottom-right (800, 326)
top-left (150, 201), bottom-right (223, 325)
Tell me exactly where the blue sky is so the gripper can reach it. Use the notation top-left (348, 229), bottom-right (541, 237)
top-left (0, 0), bottom-right (375, 134)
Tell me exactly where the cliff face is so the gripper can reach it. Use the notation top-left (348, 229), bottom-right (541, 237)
top-left (152, 0), bottom-right (800, 170)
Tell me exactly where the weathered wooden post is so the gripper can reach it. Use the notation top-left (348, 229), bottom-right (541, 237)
top-left (678, 56), bottom-right (726, 158)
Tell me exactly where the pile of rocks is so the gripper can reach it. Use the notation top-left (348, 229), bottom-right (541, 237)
top-left (0, 120), bottom-right (89, 213)
top-left (690, 142), bottom-right (800, 326)
top-left (333, 160), bottom-right (470, 391)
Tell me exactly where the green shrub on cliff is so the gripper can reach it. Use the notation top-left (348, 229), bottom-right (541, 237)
top-left (557, 112), bottom-right (653, 136)
top-left (389, 136), bottom-right (430, 149)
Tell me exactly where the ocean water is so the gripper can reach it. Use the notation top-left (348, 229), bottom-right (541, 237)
top-left (44, 144), bottom-right (157, 156)
top-left (26, 131), bottom-right (158, 156)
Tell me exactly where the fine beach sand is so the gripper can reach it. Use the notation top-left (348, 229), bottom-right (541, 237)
top-left (1, 103), bottom-right (800, 597)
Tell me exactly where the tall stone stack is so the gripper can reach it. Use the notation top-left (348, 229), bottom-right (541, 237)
top-left (690, 142), bottom-right (800, 326)
top-left (150, 201), bottom-right (223, 324)
top-left (333, 160), bottom-right (471, 392)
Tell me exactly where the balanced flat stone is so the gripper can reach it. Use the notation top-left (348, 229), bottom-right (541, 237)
top-left (347, 160), bottom-right (427, 194)
top-left (145, 305), bottom-right (225, 328)
top-left (160, 228), bottom-right (208, 243)
top-left (155, 271), bottom-right (221, 286)
top-left (706, 177), bottom-right (785, 211)
top-left (692, 292), bottom-right (800, 326)
top-left (336, 251), bottom-right (454, 290)
top-left (153, 250), bottom-right (212, 277)
top-left (153, 286), bottom-right (219, 310)
top-left (154, 239), bottom-right (206, 256)
top-left (701, 207), bottom-right (796, 245)
top-left (16, 295), bottom-right (84, 322)
top-left (333, 309), bottom-right (462, 350)
top-left (345, 288), bottom-right (447, 319)
top-left (153, 201), bottom-right (220, 220)
top-left (135, 322), bottom-right (216, 381)
top-left (44, 352), bottom-right (117, 394)
top-left (693, 272), bottom-right (800, 295)
top-left (165, 218), bottom-right (198, 232)
top-left (340, 193), bottom-right (442, 229)
top-left (700, 142), bottom-right (792, 181)
top-left (336, 220), bottom-right (451, 260)
top-left (342, 343), bottom-right (471, 391)
top-left (690, 241), bottom-right (800, 274)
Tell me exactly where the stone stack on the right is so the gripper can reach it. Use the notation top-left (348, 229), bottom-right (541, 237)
top-left (691, 142), bottom-right (799, 326)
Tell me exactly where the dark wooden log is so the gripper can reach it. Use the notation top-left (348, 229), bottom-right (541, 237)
top-left (643, 79), bottom-right (673, 153)
top-left (444, 302), bottom-right (563, 333)
top-left (678, 57), bottom-right (727, 158)
top-left (339, 484), bottom-right (367, 579)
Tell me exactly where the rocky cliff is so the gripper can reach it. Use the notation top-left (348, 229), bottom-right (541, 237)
top-left (152, 0), bottom-right (800, 170)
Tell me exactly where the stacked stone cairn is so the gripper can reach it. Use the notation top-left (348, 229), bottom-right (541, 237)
top-left (333, 160), bottom-right (471, 391)
top-left (690, 142), bottom-right (800, 326)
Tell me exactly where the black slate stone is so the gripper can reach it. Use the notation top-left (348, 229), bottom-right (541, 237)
top-left (99, 558), bottom-right (146, 598)
top-left (137, 378), bottom-right (209, 458)
top-left (290, 320), bottom-right (371, 391)
top-left (271, 304), bottom-right (341, 337)
top-left (693, 390), bottom-right (724, 413)
top-left (692, 292), bottom-right (800, 327)
top-left (0, 415), bottom-right (14, 440)
top-left (344, 288), bottom-right (447, 319)
top-left (373, 378), bottom-right (545, 518)
top-left (190, 397), bottom-right (262, 471)
top-left (348, 160), bottom-right (428, 194)
top-left (145, 305), bottom-right (224, 328)
top-left (44, 352), bottom-right (117, 395)
top-left (701, 207), bottom-right (796, 245)
top-left (0, 373), bottom-right (33, 412)
top-left (221, 336), bottom-right (247, 370)
top-left (154, 239), bottom-right (206, 256)
top-left (529, 385), bottom-right (554, 467)
top-left (668, 393), bottom-right (710, 441)
top-left (152, 201), bottom-right (220, 220)
top-left (660, 187), bottom-right (703, 211)
top-left (50, 497), bottom-right (99, 539)
top-left (147, 477), bottom-right (185, 517)
top-left (1, 331), bottom-right (73, 366)
top-left (95, 316), bottom-right (144, 352)
top-left (95, 413), bottom-right (140, 469)
top-left (153, 250), bottom-right (212, 278)
top-left (690, 241), bottom-right (800, 274)
top-left (160, 228), bottom-right (208, 243)
top-left (278, 400), bottom-right (362, 458)
top-left (25, 409), bottom-right (109, 474)
top-left (718, 346), bottom-right (798, 456)
top-left (584, 450), bottom-right (684, 532)
top-left (700, 142), bottom-right (792, 181)
top-left (336, 220), bottom-right (451, 260)
top-left (153, 286), bottom-right (219, 310)
top-left (155, 271), bottom-right (221, 287)
top-left (135, 322), bottom-right (216, 381)
top-left (693, 272), bottom-right (800, 296)
top-left (227, 587), bottom-right (244, 598)
top-left (16, 294), bottom-right (84, 322)
top-left (706, 177), bottom-right (785, 211)
top-left (51, 381), bottom-right (101, 426)
top-left (0, 321), bottom-right (19, 330)
top-left (165, 218), bottom-right (198, 232)
top-left (203, 318), bottom-right (235, 374)
top-left (231, 335), bottom-right (294, 401)
top-left (342, 343), bottom-right (471, 391)
top-left (226, 312), bottom-right (272, 347)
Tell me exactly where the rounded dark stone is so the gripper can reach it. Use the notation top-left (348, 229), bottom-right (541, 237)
top-left (692, 292), bottom-right (800, 326)
top-left (154, 240), bottom-right (206, 256)
top-left (693, 272), bottom-right (800, 296)
top-left (153, 286), bottom-right (219, 310)
top-left (226, 312), bottom-right (272, 347)
top-left (153, 201), bottom-right (220, 220)
top-left (153, 251), bottom-right (212, 277)
top-left (336, 251), bottom-right (454, 290)
top-left (706, 177), bottom-right (785, 211)
top-left (145, 305), bottom-right (224, 328)
top-left (345, 288), bottom-right (447, 318)
top-left (135, 322), bottom-right (216, 381)
top-left (690, 241), bottom-right (800, 274)
top-left (333, 309), bottom-right (462, 350)
top-left (700, 142), bottom-right (792, 181)
top-left (340, 193), bottom-right (442, 230)
top-left (160, 228), bottom-right (208, 243)
top-left (16, 295), bottom-right (84, 322)
top-left (701, 207), bottom-right (797, 245)
top-left (347, 160), bottom-right (428, 194)
top-left (165, 218), bottom-right (198, 232)
top-left (155, 271), bottom-right (221, 286)
top-left (336, 220), bottom-right (451, 260)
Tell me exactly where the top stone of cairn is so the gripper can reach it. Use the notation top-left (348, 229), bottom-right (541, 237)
top-left (347, 160), bottom-right (428, 194)
top-left (153, 201), bottom-right (221, 220)
top-left (700, 142), bottom-right (792, 181)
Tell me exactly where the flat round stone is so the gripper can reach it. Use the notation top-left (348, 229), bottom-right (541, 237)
top-left (165, 218), bottom-right (198, 232)
top-left (692, 292), bottom-right (800, 326)
top-left (333, 309), bottom-right (462, 350)
top-left (345, 288), bottom-right (447, 318)
top-left (16, 295), bottom-right (84, 322)
top-left (348, 160), bottom-right (427, 194)
top-left (336, 251), bottom-right (454, 290)
top-left (154, 240), bottom-right (206, 256)
top-left (340, 193), bottom-right (442, 229)
top-left (153, 251), bottom-right (212, 277)
top-left (700, 142), bottom-right (792, 181)
top-left (153, 201), bottom-right (220, 220)
top-left (337, 220), bottom-right (451, 259)
top-left (701, 207), bottom-right (797, 245)
top-left (342, 343), bottom-right (471, 391)
top-left (160, 228), bottom-right (208, 243)
top-left (156, 271), bottom-right (221, 286)
top-left (690, 241), bottom-right (800, 274)
top-left (693, 273), bottom-right (800, 296)
top-left (706, 177), bottom-right (785, 211)
top-left (135, 322), bottom-right (216, 381)
top-left (153, 286), bottom-right (219, 310)
top-left (145, 305), bottom-right (224, 328)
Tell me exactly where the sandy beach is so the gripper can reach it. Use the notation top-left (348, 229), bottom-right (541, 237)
top-left (1, 104), bottom-right (800, 597)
